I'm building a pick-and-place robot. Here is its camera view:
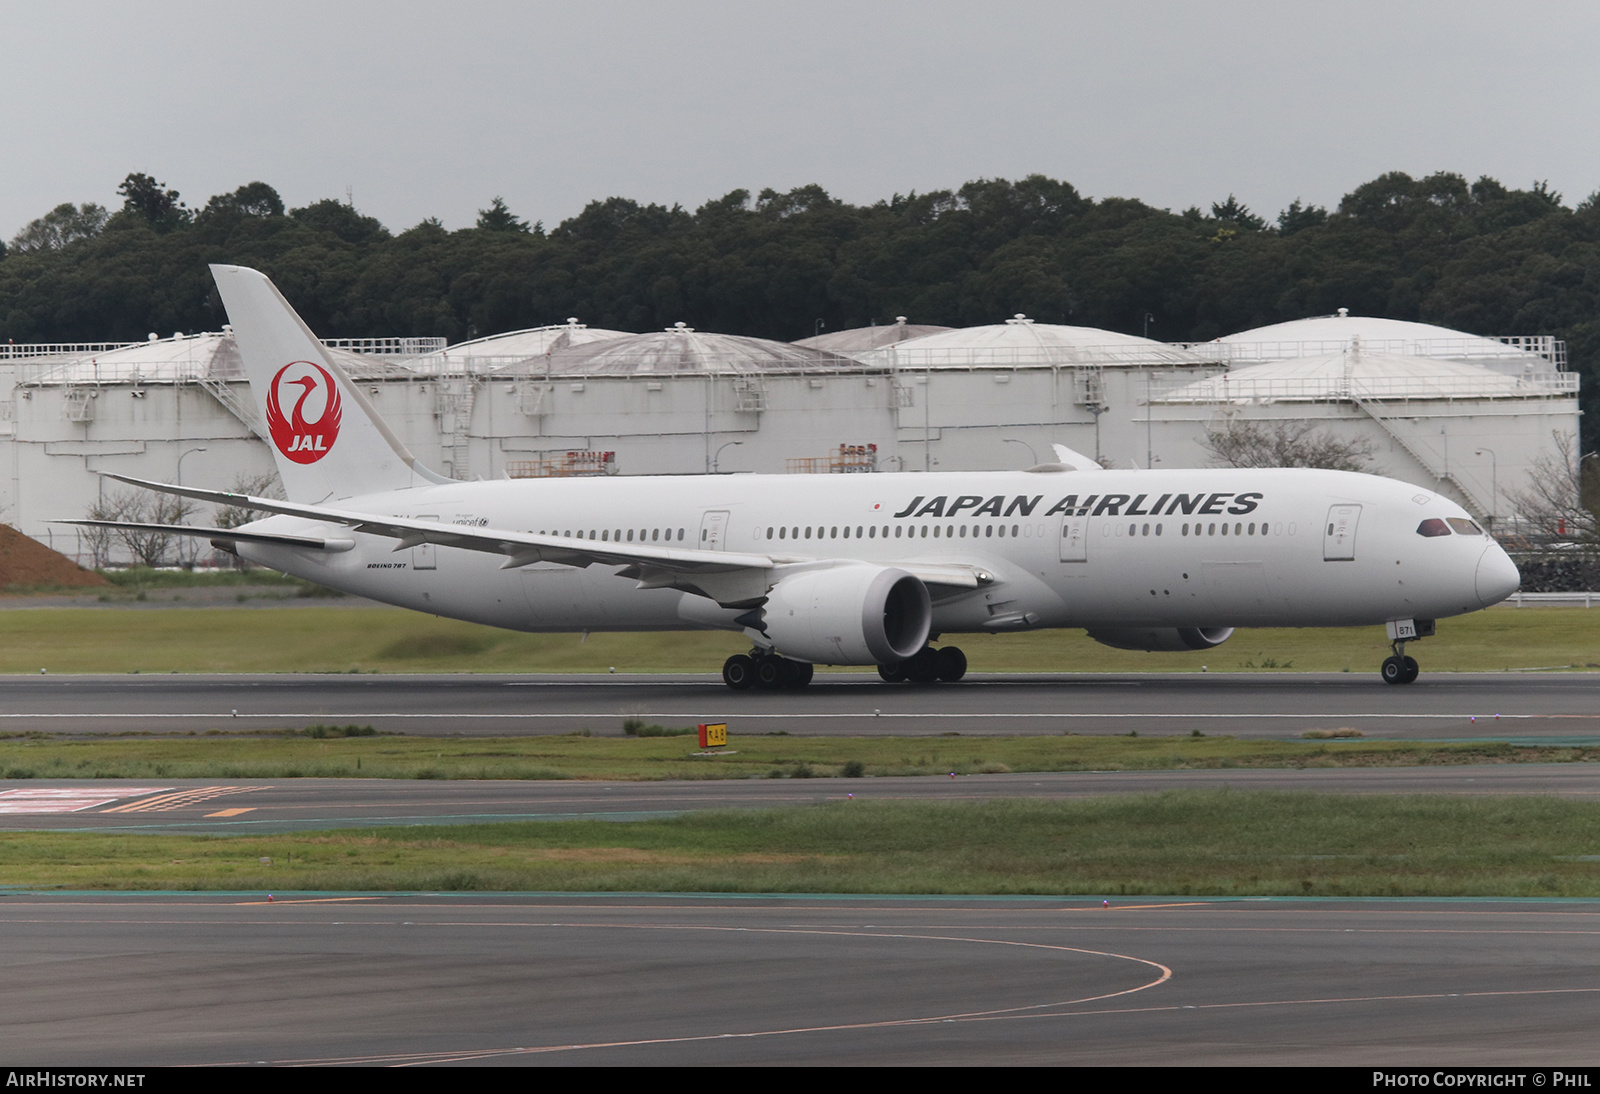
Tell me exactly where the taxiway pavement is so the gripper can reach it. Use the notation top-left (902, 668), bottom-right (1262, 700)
top-left (1, 892), bottom-right (1594, 1066)
top-left (0, 671), bottom-right (1596, 739)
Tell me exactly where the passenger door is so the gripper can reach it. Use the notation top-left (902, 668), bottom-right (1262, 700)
top-left (699, 510), bottom-right (730, 551)
top-left (412, 514), bottom-right (438, 570)
top-left (1059, 514), bottom-right (1088, 562)
top-left (1323, 504), bottom-right (1360, 561)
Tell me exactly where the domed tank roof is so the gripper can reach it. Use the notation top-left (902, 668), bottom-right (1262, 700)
top-left (1157, 343), bottom-right (1574, 403)
top-left (1210, 310), bottom-right (1557, 372)
top-left (543, 323), bottom-right (858, 375)
top-left (870, 314), bottom-right (1205, 368)
top-left (23, 331), bottom-right (411, 384)
top-left (794, 318), bottom-right (952, 356)
top-left (419, 319), bottom-right (635, 374)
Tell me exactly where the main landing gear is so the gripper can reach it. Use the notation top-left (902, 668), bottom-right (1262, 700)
top-left (722, 649), bottom-right (814, 690)
top-left (719, 644), bottom-right (971, 689)
top-left (877, 645), bottom-right (968, 685)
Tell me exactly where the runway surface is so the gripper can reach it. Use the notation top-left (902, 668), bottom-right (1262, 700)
top-left (7, 767), bottom-right (1600, 834)
top-left (2, 670), bottom-right (1598, 739)
top-left (1, 892), bottom-right (1595, 1066)
top-left (4, 671), bottom-right (1597, 1066)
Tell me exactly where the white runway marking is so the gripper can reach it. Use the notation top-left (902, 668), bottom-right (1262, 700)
top-left (0, 710), bottom-right (1549, 720)
top-left (0, 787), bottom-right (172, 814)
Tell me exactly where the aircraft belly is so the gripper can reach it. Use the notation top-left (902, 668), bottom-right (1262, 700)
top-left (235, 542), bottom-right (664, 632)
top-left (518, 565), bottom-right (683, 631)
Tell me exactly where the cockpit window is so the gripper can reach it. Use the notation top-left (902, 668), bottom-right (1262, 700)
top-left (1416, 518), bottom-right (1451, 538)
top-left (1446, 518), bottom-right (1483, 536)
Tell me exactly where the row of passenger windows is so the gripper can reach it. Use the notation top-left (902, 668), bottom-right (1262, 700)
top-left (1109, 522), bottom-right (1289, 537)
top-left (540, 528), bottom-right (687, 542)
top-left (765, 524), bottom-right (1032, 540)
top-left (763, 521), bottom-right (1293, 542)
top-left (536, 521), bottom-right (1296, 545)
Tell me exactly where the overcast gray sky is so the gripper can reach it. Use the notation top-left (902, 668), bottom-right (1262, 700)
top-left (4, 1), bottom-right (1598, 240)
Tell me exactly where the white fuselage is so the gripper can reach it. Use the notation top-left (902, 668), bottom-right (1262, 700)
top-left (236, 466), bottom-right (1519, 640)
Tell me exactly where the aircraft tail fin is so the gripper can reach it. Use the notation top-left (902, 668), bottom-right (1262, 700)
top-left (210, 264), bottom-right (449, 503)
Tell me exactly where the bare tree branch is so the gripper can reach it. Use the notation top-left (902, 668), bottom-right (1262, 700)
top-left (212, 472), bottom-right (285, 570)
top-left (1202, 419), bottom-right (1378, 473)
top-left (1507, 432), bottom-right (1599, 545)
top-left (85, 490), bottom-right (198, 568)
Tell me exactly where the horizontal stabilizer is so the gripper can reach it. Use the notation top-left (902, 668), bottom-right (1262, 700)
top-left (54, 519), bottom-right (355, 552)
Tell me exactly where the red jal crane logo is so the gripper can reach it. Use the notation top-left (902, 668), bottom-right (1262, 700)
top-left (265, 361), bottom-right (343, 464)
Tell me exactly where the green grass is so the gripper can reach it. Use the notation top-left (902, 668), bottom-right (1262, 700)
top-left (98, 567), bottom-right (307, 590)
top-left (0, 732), bottom-right (1591, 782)
top-left (7, 794), bottom-right (1600, 896)
top-left (0, 603), bottom-right (1595, 675)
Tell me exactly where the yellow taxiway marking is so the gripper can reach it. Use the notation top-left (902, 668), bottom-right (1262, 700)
top-left (204, 807), bottom-right (255, 817)
top-left (102, 786), bottom-right (272, 813)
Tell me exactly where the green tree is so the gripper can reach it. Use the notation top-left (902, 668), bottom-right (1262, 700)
top-left (476, 197), bottom-right (532, 233)
top-left (290, 199), bottom-right (390, 244)
top-left (115, 173), bottom-right (190, 232)
top-left (1276, 199), bottom-right (1327, 235)
top-left (9, 202), bottom-right (109, 252)
top-left (200, 181), bottom-right (285, 221)
top-left (1211, 195), bottom-right (1266, 231)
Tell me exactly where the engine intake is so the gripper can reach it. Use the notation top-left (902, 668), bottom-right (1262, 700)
top-left (759, 565), bottom-right (931, 665)
top-left (1086, 626), bottom-right (1235, 652)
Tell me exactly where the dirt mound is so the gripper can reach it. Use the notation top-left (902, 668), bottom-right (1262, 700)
top-left (0, 525), bottom-right (109, 589)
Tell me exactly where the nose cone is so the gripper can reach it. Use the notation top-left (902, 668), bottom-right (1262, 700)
top-left (1475, 544), bottom-right (1521, 606)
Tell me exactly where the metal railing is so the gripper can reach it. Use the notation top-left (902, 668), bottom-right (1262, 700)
top-left (324, 337), bottom-right (446, 356)
top-left (506, 451), bottom-right (616, 478)
top-left (1151, 372), bottom-right (1578, 403)
top-left (195, 375), bottom-right (267, 439)
top-left (1184, 335), bottom-right (1566, 369)
top-left (1502, 591), bottom-right (1600, 608)
top-left (786, 444), bottom-right (879, 474)
top-left (866, 344), bottom-right (1208, 369)
top-left (415, 352), bottom-right (869, 379)
top-left (0, 341), bottom-right (141, 360)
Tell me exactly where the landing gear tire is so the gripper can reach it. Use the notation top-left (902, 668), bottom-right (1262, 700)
top-left (935, 646), bottom-right (968, 683)
top-left (755, 657), bottom-right (785, 690)
top-left (1381, 655), bottom-right (1420, 685)
top-left (746, 652), bottom-right (813, 690)
top-left (880, 646), bottom-right (967, 684)
top-left (904, 647), bottom-right (941, 684)
top-left (722, 654), bottom-right (755, 690)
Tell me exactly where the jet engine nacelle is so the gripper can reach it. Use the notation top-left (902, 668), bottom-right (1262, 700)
top-left (1086, 626), bottom-right (1236, 652)
top-left (759, 565), bottom-right (932, 665)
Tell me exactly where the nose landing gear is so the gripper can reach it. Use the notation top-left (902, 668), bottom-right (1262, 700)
top-left (1379, 619), bottom-right (1433, 685)
top-left (1381, 647), bottom-right (1419, 685)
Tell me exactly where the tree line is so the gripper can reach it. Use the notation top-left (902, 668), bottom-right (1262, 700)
top-left (4, 170), bottom-right (1597, 444)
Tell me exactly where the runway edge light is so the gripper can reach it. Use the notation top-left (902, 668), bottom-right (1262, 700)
top-left (699, 722), bottom-right (728, 749)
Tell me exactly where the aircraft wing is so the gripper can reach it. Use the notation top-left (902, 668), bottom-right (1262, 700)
top-left (95, 475), bottom-right (989, 598)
